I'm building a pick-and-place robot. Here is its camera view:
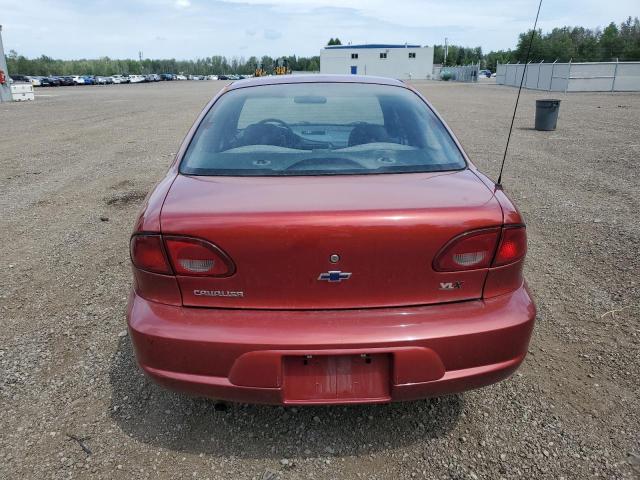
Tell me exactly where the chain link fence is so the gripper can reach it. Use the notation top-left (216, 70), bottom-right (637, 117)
top-left (496, 61), bottom-right (640, 92)
top-left (435, 65), bottom-right (480, 83)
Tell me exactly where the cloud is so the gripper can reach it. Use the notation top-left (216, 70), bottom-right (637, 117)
top-left (263, 29), bottom-right (282, 40)
top-left (1, 0), bottom-right (638, 59)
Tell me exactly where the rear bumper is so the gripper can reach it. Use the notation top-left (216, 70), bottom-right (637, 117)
top-left (127, 284), bottom-right (536, 405)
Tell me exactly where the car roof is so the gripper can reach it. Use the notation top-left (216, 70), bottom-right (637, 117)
top-left (227, 74), bottom-right (406, 91)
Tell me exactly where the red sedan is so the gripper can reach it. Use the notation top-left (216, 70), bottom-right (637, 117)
top-left (127, 75), bottom-right (535, 405)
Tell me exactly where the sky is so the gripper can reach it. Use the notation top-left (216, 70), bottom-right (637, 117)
top-left (0, 0), bottom-right (637, 59)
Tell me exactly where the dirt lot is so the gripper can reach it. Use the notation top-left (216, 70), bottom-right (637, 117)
top-left (1, 80), bottom-right (638, 480)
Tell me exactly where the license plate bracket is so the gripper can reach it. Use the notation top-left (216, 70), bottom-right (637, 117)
top-left (283, 354), bottom-right (391, 403)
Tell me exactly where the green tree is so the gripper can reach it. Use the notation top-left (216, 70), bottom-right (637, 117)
top-left (484, 50), bottom-right (514, 71)
top-left (501, 17), bottom-right (640, 64)
top-left (620, 16), bottom-right (640, 60)
top-left (599, 22), bottom-right (625, 60)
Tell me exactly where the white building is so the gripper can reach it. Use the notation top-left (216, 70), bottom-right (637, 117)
top-left (320, 44), bottom-right (434, 80)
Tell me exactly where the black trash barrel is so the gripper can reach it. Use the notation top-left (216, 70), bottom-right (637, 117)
top-left (535, 99), bottom-right (561, 131)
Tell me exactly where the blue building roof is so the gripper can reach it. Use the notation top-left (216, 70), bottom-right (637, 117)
top-left (324, 44), bottom-right (422, 50)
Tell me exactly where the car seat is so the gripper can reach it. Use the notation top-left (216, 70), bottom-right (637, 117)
top-left (348, 124), bottom-right (391, 146)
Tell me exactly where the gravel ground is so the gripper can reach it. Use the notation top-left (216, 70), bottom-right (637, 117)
top-left (1, 80), bottom-right (638, 479)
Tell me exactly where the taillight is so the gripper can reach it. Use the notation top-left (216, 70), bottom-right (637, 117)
top-left (164, 236), bottom-right (235, 277)
top-left (434, 225), bottom-right (527, 272)
top-left (130, 234), bottom-right (172, 274)
top-left (433, 228), bottom-right (500, 272)
top-left (493, 226), bottom-right (527, 266)
top-left (484, 226), bottom-right (527, 298)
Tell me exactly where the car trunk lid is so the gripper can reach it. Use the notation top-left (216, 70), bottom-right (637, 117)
top-left (161, 170), bottom-right (502, 309)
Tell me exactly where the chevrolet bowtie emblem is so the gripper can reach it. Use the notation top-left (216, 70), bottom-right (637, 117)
top-left (318, 271), bottom-right (352, 282)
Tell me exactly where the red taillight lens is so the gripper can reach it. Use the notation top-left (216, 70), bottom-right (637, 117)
top-left (493, 226), bottom-right (527, 266)
top-left (164, 236), bottom-right (235, 277)
top-left (130, 234), bottom-right (172, 274)
top-left (433, 228), bottom-right (500, 272)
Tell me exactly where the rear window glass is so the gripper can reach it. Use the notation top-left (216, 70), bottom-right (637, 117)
top-left (180, 83), bottom-right (466, 176)
top-left (237, 96), bottom-right (384, 128)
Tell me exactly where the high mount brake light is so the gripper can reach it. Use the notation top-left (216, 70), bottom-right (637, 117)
top-left (164, 236), bottom-right (235, 277)
top-left (130, 235), bottom-right (172, 274)
top-left (434, 226), bottom-right (527, 272)
top-left (433, 229), bottom-right (500, 272)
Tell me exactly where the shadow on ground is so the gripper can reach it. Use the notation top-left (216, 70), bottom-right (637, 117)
top-left (109, 337), bottom-right (463, 459)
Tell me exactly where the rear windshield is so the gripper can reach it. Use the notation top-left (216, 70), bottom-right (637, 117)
top-left (180, 83), bottom-right (466, 176)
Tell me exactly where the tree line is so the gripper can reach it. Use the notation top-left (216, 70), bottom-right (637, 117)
top-left (435, 17), bottom-right (640, 71)
top-left (5, 51), bottom-right (320, 76)
top-left (485, 16), bottom-right (640, 71)
top-left (6, 17), bottom-right (639, 76)
top-left (433, 45), bottom-right (484, 66)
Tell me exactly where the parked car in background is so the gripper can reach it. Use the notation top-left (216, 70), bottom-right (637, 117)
top-left (94, 76), bottom-right (112, 85)
top-left (71, 75), bottom-right (85, 85)
top-left (207, 75), bottom-right (219, 80)
top-left (160, 73), bottom-right (174, 81)
top-left (129, 75), bottom-right (146, 83)
top-left (11, 74), bottom-right (48, 85)
top-left (56, 76), bottom-right (75, 86)
top-left (478, 69), bottom-right (492, 78)
top-left (218, 74), bottom-right (229, 80)
top-left (111, 75), bottom-right (130, 84)
top-left (83, 76), bottom-right (95, 85)
top-left (9, 74), bottom-right (31, 83)
top-left (176, 74), bottom-right (187, 80)
top-left (37, 76), bottom-right (58, 87)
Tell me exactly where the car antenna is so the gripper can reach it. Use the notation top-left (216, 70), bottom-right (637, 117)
top-left (496, 0), bottom-right (543, 188)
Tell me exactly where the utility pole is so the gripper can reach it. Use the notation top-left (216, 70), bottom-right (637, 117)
top-left (0, 25), bottom-right (13, 103)
top-left (444, 37), bottom-right (448, 66)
